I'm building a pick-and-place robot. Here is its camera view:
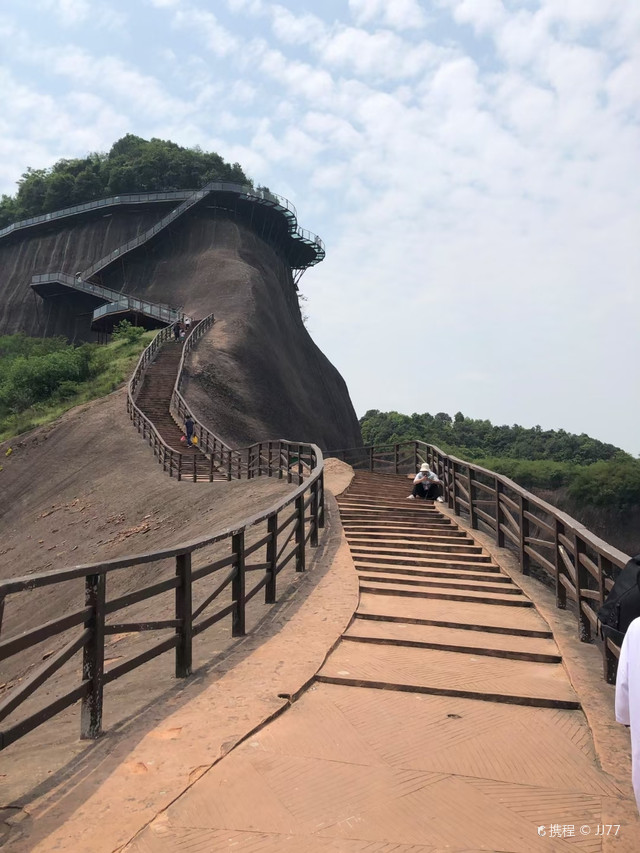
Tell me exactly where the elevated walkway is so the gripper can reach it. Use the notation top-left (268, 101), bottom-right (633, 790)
top-left (27, 182), bottom-right (325, 334)
top-left (19, 471), bottom-right (632, 852)
top-left (30, 272), bottom-right (180, 332)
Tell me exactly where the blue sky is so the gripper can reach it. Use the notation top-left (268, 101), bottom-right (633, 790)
top-left (1, 0), bottom-right (639, 454)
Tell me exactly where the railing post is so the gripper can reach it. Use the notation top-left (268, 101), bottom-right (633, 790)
top-left (232, 532), bottom-right (246, 636)
top-left (413, 442), bottom-right (418, 473)
top-left (318, 470), bottom-right (325, 529)
top-left (495, 478), bottom-right (504, 547)
top-left (394, 444), bottom-right (399, 475)
top-left (295, 493), bottom-right (306, 572)
top-left (81, 572), bottom-right (106, 740)
top-left (175, 552), bottom-right (192, 678)
top-left (265, 514), bottom-right (278, 604)
top-left (368, 446), bottom-right (374, 472)
top-left (574, 533), bottom-right (592, 643)
top-left (286, 444), bottom-right (292, 483)
top-left (446, 458), bottom-right (454, 510)
top-left (177, 454), bottom-right (182, 482)
top-left (468, 467), bottom-right (477, 529)
top-left (555, 519), bottom-right (567, 609)
top-left (268, 441), bottom-right (273, 477)
top-left (519, 495), bottom-right (530, 575)
top-left (598, 554), bottom-right (618, 682)
top-left (310, 479), bottom-right (319, 547)
top-left (298, 444), bottom-right (304, 483)
top-left (452, 462), bottom-right (460, 516)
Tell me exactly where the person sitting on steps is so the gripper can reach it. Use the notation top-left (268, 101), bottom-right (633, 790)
top-left (408, 463), bottom-right (443, 501)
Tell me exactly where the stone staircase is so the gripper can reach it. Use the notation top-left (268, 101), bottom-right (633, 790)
top-left (134, 332), bottom-right (227, 481)
top-left (318, 471), bottom-right (580, 709)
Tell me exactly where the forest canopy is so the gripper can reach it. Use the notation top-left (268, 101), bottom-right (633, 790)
top-left (359, 409), bottom-right (640, 509)
top-left (0, 135), bottom-right (250, 228)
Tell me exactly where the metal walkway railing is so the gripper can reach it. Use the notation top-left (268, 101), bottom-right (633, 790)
top-left (28, 183), bottom-right (325, 329)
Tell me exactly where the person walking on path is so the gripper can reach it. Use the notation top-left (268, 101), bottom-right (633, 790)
top-left (408, 463), bottom-right (443, 501)
top-left (185, 414), bottom-right (195, 448)
top-left (615, 615), bottom-right (640, 813)
top-left (173, 321), bottom-right (182, 341)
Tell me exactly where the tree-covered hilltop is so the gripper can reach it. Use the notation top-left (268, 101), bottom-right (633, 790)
top-left (0, 135), bottom-right (250, 228)
top-left (360, 409), bottom-right (624, 464)
top-left (359, 409), bottom-right (640, 510)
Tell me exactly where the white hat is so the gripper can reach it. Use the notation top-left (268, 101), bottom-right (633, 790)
top-left (420, 463), bottom-right (430, 472)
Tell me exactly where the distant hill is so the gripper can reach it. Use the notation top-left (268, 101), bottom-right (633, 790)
top-left (359, 409), bottom-right (640, 523)
top-left (0, 134), bottom-right (249, 227)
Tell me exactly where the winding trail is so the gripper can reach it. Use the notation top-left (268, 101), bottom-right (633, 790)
top-left (122, 472), bottom-right (636, 852)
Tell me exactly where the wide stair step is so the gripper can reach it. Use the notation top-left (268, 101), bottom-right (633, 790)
top-left (324, 472), bottom-right (579, 710)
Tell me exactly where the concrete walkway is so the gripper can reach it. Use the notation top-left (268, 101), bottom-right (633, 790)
top-left (122, 472), bottom-right (639, 852)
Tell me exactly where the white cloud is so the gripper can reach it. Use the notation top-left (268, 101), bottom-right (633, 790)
top-left (225, 0), bottom-right (265, 15)
top-left (270, 5), bottom-right (326, 45)
top-left (349, 0), bottom-right (428, 31)
top-left (319, 26), bottom-right (445, 80)
top-left (0, 0), bottom-right (639, 454)
top-left (39, 0), bottom-right (91, 25)
top-left (38, 0), bottom-right (127, 30)
top-left (172, 7), bottom-right (239, 57)
top-left (448, 0), bottom-right (506, 33)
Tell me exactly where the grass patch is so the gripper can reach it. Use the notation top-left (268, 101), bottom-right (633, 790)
top-left (0, 330), bottom-right (156, 442)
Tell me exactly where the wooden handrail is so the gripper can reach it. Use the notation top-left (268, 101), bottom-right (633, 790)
top-left (0, 320), bottom-right (326, 749)
top-left (327, 440), bottom-right (629, 684)
top-left (0, 443), bottom-right (324, 749)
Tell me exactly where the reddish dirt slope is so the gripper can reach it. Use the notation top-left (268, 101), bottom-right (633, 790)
top-left (0, 389), bottom-right (294, 676)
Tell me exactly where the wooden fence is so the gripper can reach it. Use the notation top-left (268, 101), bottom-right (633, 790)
top-left (126, 320), bottom-right (200, 481)
top-left (328, 440), bottom-right (629, 683)
top-left (0, 447), bottom-right (324, 750)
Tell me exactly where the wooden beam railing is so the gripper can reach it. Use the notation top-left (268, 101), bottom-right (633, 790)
top-left (0, 446), bottom-right (325, 750)
top-left (127, 323), bottom-right (207, 481)
top-left (327, 440), bottom-right (629, 684)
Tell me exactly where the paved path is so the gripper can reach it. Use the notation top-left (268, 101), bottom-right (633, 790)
top-left (125, 472), bottom-right (638, 852)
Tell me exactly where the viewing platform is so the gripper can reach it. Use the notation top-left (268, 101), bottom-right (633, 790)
top-left (2, 467), bottom-right (637, 852)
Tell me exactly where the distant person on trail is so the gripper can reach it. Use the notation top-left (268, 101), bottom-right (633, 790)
top-left (185, 414), bottom-right (194, 447)
top-left (616, 616), bottom-right (640, 813)
top-left (184, 317), bottom-right (192, 331)
top-left (173, 321), bottom-right (182, 341)
top-left (408, 463), bottom-right (443, 501)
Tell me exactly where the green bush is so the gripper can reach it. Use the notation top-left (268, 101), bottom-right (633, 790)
top-left (112, 320), bottom-right (145, 343)
top-left (0, 331), bottom-right (153, 440)
top-left (0, 135), bottom-right (250, 228)
top-left (568, 459), bottom-right (640, 508)
top-left (358, 409), bottom-right (639, 511)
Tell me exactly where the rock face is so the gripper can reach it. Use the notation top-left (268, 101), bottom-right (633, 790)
top-left (0, 206), bottom-right (167, 339)
top-left (0, 202), bottom-right (362, 450)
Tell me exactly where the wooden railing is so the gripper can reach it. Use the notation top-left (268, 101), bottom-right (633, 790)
top-left (328, 440), bottom-right (630, 683)
top-left (0, 447), bottom-right (324, 750)
top-left (169, 314), bottom-right (238, 479)
top-left (168, 319), bottom-right (315, 486)
top-left (126, 323), bottom-right (202, 481)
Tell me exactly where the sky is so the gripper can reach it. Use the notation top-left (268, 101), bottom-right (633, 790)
top-left (1, 0), bottom-right (639, 455)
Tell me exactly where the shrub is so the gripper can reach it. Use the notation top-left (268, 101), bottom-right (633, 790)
top-left (112, 320), bottom-right (145, 343)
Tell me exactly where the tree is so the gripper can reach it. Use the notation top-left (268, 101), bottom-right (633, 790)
top-left (0, 136), bottom-right (251, 226)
